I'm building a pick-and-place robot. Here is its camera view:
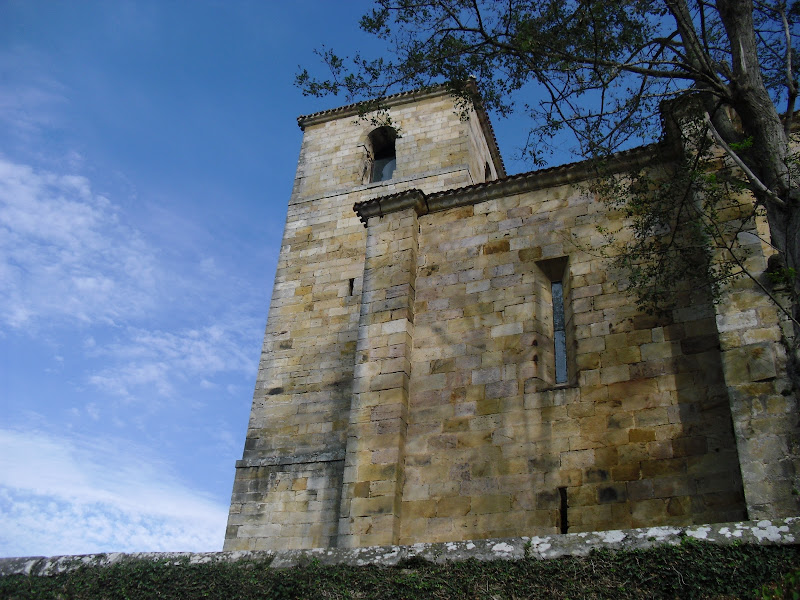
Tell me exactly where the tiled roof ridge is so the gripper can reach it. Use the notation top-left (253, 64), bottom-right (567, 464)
top-left (296, 86), bottom-right (450, 128)
top-left (473, 99), bottom-right (506, 177)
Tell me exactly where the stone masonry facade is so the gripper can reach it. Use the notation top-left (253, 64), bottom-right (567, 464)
top-left (224, 87), bottom-right (800, 551)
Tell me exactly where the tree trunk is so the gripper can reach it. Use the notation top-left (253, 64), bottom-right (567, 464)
top-left (716, 0), bottom-right (798, 305)
top-left (714, 0), bottom-right (800, 393)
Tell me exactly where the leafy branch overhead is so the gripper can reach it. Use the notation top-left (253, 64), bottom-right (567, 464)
top-left (297, 0), bottom-right (800, 349)
top-left (298, 1), bottom-right (797, 163)
top-left (592, 115), bottom-right (793, 321)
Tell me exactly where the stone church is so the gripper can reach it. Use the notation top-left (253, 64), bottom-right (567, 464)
top-left (223, 86), bottom-right (799, 551)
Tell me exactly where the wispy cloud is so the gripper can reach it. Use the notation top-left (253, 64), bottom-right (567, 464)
top-left (0, 156), bottom-right (258, 557)
top-left (0, 48), bottom-right (69, 142)
top-left (0, 158), bottom-right (159, 330)
top-left (87, 322), bottom-right (257, 399)
top-left (0, 428), bottom-right (228, 557)
top-left (0, 156), bottom-right (262, 398)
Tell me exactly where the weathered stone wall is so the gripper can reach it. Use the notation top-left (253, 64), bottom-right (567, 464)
top-left (225, 89), bottom-right (503, 551)
top-left (710, 189), bottom-right (800, 519)
top-left (337, 206), bottom-right (420, 548)
top-left (225, 181), bottom-right (364, 550)
top-left (466, 110), bottom-right (498, 182)
top-left (291, 93), bottom-right (491, 200)
top-left (395, 179), bottom-right (747, 544)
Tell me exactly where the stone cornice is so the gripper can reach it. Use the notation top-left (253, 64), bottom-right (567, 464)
top-left (354, 141), bottom-right (675, 227)
top-left (298, 87), bottom-right (452, 129)
top-left (353, 189), bottom-right (429, 226)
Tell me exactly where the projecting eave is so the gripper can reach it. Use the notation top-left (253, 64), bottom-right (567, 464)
top-left (297, 86), bottom-right (450, 129)
top-left (353, 141), bottom-right (675, 227)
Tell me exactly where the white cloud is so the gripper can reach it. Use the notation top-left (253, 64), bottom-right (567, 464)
top-left (87, 321), bottom-right (257, 399)
top-left (0, 150), bottom-right (262, 560)
top-left (85, 403), bottom-right (100, 420)
top-left (0, 156), bottom-right (262, 402)
top-left (0, 428), bottom-right (227, 557)
top-left (0, 158), bottom-right (159, 330)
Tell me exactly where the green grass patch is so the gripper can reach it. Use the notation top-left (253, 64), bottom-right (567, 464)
top-left (2, 541), bottom-right (799, 599)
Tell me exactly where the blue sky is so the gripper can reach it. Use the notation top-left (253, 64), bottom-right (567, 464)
top-left (0, 1), bottom-right (539, 557)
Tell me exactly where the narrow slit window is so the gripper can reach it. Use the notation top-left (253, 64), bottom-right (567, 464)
top-left (534, 256), bottom-right (571, 389)
top-left (559, 487), bottom-right (569, 533)
top-left (552, 281), bottom-right (567, 384)
top-left (348, 278), bottom-right (355, 296)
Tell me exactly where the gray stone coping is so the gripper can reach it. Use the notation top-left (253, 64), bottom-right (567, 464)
top-left (236, 449), bottom-right (346, 468)
top-left (2, 517), bottom-right (798, 577)
top-left (297, 86), bottom-right (452, 129)
top-left (289, 164), bottom-right (469, 207)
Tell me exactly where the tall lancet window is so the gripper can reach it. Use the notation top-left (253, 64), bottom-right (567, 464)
top-left (534, 256), bottom-right (572, 388)
top-left (551, 280), bottom-right (568, 384)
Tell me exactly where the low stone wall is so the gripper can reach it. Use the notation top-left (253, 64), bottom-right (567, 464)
top-left (2, 517), bottom-right (798, 577)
